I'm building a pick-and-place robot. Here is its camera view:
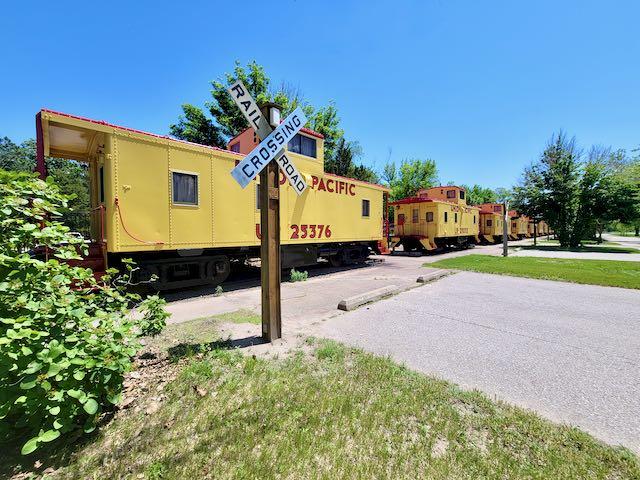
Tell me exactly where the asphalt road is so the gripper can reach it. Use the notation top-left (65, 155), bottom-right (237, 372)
top-left (317, 271), bottom-right (640, 452)
top-left (163, 243), bottom-right (504, 324)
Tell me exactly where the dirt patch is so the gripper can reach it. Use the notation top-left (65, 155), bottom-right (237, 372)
top-left (467, 427), bottom-right (490, 455)
top-left (431, 437), bottom-right (449, 458)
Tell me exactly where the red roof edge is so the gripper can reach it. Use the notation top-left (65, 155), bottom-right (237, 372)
top-left (300, 126), bottom-right (324, 139)
top-left (423, 185), bottom-right (465, 190)
top-left (389, 196), bottom-right (481, 208)
top-left (389, 197), bottom-right (434, 205)
top-left (40, 108), bottom-right (243, 157)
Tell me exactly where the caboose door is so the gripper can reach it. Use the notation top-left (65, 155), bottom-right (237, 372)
top-left (397, 213), bottom-right (405, 236)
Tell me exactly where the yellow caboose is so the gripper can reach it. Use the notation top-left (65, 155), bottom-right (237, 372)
top-left (389, 186), bottom-right (480, 252)
top-left (36, 109), bottom-right (389, 289)
top-left (538, 220), bottom-right (550, 236)
top-left (508, 211), bottom-right (529, 239)
top-left (478, 203), bottom-right (507, 243)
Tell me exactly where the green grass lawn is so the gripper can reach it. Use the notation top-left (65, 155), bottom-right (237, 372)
top-left (429, 255), bottom-right (640, 289)
top-left (5, 338), bottom-right (637, 479)
top-left (2, 315), bottom-right (638, 479)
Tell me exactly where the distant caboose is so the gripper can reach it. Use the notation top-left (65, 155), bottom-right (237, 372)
top-left (389, 186), bottom-right (480, 252)
top-left (478, 203), bottom-right (507, 243)
top-left (509, 211), bottom-right (530, 239)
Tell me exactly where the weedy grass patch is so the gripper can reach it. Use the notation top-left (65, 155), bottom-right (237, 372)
top-left (289, 268), bottom-right (309, 282)
top-left (8, 340), bottom-right (637, 479)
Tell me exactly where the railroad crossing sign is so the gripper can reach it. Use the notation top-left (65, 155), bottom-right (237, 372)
top-left (227, 79), bottom-right (315, 342)
top-left (228, 80), bottom-right (308, 195)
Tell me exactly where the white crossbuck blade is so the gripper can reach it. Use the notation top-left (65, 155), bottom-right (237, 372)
top-left (227, 80), bottom-right (308, 195)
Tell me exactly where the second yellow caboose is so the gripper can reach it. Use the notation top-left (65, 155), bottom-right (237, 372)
top-left (478, 203), bottom-right (507, 243)
top-left (389, 186), bottom-right (480, 252)
top-left (509, 211), bottom-right (529, 239)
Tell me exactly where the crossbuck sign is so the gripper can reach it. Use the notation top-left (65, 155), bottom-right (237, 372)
top-left (228, 80), bottom-right (308, 195)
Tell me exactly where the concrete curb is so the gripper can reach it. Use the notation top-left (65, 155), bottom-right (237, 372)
top-left (416, 269), bottom-right (451, 284)
top-left (337, 285), bottom-right (399, 311)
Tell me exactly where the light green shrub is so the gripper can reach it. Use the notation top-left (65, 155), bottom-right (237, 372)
top-left (0, 170), bottom-right (168, 454)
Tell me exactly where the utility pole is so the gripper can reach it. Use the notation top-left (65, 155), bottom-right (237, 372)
top-left (502, 202), bottom-right (509, 257)
top-left (259, 103), bottom-right (282, 342)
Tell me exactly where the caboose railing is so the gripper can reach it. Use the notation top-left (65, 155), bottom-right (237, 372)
top-left (91, 204), bottom-right (106, 245)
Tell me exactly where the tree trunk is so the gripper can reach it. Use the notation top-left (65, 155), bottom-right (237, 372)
top-left (635, 226), bottom-right (639, 237)
top-left (597, 222), bottom-right (603, 244)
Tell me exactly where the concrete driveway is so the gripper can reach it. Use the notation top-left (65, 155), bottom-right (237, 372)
top-left (164, 243), bottom-right (503, 326)
top-left (605, 233), bottom-right (640, 249)
top-left (316, 271), bottom-right (640, 452)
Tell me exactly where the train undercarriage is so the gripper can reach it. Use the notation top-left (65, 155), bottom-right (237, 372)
top-left (390, 235), bottom-right (477, 254)
top-left (108, 241), bottom-right (376, 291)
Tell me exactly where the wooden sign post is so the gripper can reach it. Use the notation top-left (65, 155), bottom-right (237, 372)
top-left (259, 129), bottom-right (282, 340)
top-left (226, 81), bottom-right (308, 342)
top-left (502, 202), bottom-right (509, 257)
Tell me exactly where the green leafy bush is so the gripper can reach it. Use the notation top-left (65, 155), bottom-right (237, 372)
top-left (0, 170), bottom-right (167, 454)
top-left (289, 268), bottom-right (308, 282)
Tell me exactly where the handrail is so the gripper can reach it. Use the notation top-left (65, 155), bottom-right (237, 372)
top-left (90, 205), bottom-right (105, 245)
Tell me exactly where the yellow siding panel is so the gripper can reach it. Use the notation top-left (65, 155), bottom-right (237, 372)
top-left (114, 136), bottom-right (169, 249)
top-left (212, 154), bottom-right (258, 247)
top-left (168, 148), bottom-right (213, 246)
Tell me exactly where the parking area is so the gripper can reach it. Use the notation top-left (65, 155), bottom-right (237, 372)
top-left (163, 243), bottom-right (503, 328)
top-left (317, 270), bottom-right (640, 452)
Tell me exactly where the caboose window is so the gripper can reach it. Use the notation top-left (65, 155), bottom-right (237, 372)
top-left (460, 190), bottom-right (465, 200)
top-left (446, 190), bottom-right (456, 199)
top-left (444, 212), bottom-right (448, 222)
top-left (288, 134), bottom-right (317, 158)
top-left (486, 219), bottom-right (493, 227)
top-left (362, 199), bottom-right (370, 217)
top-left (426, 212), bottom-right (434, 222)
top-left (412, 209), bottom-right (419, 223)
top-left (172, 172), bottom-right (198, 205)
top-left (454, 213), bottom-right (458, 222)
top-left (493, 205), bottom-right (501, 213)
top-left (473, 215), bottom-right (476, 224)
top-left (230, 142), bottom-right (240, 153)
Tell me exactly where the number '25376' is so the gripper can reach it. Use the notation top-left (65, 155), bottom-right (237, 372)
top-left (290, 224), bottom-right (332, 239)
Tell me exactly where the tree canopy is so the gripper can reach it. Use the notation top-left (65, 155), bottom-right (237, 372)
top-left (169, 61), bottom-right (378, 182)
top-left (461, 184), bottom-right (498, 205)
top-left (0, 137), bottom-right (89, 234)
top-left (512, 132), bottom-right (640, 246)
top-left (382, 158), bottom-right (439, 200)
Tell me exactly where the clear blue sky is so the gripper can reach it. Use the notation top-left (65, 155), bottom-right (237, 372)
top-left (1, 0), bottom-right (638, 189)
